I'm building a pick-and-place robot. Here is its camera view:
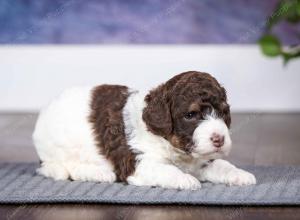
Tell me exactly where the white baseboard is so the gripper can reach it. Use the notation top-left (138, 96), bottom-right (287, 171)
top-left (0, 45), bottom-right (299, 112)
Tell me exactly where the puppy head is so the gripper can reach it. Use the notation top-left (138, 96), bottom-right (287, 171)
top-left (143, 71), bottom-right (232, 159)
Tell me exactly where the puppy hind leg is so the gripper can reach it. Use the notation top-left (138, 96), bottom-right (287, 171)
top-left (66, 162), bottom-right (117, 183)
top-left (37, 162), bottom-right (69, 180)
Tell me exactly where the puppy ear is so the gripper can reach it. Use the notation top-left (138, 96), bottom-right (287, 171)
top-left (220, 87), bottom-right (231, 127)
top-left (142, 92), bottom-right (172, 138)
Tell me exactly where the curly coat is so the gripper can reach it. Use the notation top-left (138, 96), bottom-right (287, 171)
top-left (143, 71), bottom-right (231, 154)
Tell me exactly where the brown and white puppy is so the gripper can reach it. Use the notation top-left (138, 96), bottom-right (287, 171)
top-left (33, 71), bottom-right (256, 190)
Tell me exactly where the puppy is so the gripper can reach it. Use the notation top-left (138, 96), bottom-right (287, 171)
top-left (33, 71), bottom-right (256, 190)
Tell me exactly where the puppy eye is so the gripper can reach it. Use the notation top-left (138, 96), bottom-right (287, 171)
top-left (184, 111), bottom-right (197, 120)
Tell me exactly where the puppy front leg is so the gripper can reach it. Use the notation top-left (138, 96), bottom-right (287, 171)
top-left (127, 159), bottom-right (201, 190)
top-left (198, 159), bottom-right (256, 186)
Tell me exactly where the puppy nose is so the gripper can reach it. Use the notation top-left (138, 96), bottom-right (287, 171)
top-left (210, 133), bottom-right (225, 148)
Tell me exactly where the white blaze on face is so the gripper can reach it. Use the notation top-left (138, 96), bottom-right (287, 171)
top-left (192, 112), bottom-right (232, 157)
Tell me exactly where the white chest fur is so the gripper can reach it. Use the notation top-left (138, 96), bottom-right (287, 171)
top-left (122, 91), bottom-right (210, 174)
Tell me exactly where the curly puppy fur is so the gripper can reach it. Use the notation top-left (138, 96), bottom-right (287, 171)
top-left (89, 85), bottom-right (136, 182)
top-left (143, 71), bottom-right (231, 153)
top-left (33, 71), bottom-right (256, 190)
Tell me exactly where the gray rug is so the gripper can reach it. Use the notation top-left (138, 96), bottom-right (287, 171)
top-left (0, 163), bottom-right (299, 205)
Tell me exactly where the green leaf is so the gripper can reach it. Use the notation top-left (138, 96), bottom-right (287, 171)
top-left (296, 0), bottom-right (300, 15)
top-left (286, 11), bottom-right (300, 23)
top-left (266, 0), bottom-right (300, 30)
top-left (282, 50), bottom-right (300, 65)
top-left (258, 35), bottom-right (282, 57)
top-left (286, 0), bottom-right (300, 23)
top-left (266, 1), bottom-right (287, 30)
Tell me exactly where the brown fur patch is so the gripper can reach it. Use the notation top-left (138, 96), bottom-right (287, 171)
top-left (89, 85), bottom-right (136, 182)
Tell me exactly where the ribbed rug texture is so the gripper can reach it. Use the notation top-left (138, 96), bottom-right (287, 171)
top-left (0, 163), bottom-right (299, 205)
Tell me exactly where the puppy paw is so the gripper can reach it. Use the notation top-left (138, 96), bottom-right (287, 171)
top-left (127, 172), bottom-right (201, 190)
top-left (176, 173), bottom-right (202, 190)
top-left (225, 168), bottom-right (256, 186)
